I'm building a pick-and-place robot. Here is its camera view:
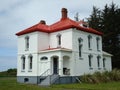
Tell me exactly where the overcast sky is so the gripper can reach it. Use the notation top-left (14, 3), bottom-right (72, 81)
top-left (0, 0), bottom-right (120, 71)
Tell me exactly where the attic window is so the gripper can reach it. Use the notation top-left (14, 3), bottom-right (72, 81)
top-left (41, 56), bottom-right (48, 60)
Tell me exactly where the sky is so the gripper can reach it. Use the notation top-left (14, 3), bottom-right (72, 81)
top-left (0, 0), bottom-right (120, 72)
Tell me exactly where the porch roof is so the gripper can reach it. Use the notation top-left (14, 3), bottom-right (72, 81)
top-left (103, 51), bottom-right (113, 56)
top-left (39, 47), bottom-right (72, 53)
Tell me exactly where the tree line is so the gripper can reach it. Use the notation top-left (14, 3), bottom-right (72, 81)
top-left (0, 68), bottom-right (17, 77)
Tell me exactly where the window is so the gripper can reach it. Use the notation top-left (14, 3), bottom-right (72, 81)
top-left (96, 37), bottom-right (100, 51)
top-left (28, 54), bottom-right (33, 70)
top-left (97, 55), bottom-right (101, 69)
top-left (40, 56), bottom-right (48, 60)
top-left (21, 55), bottom-right (25, 71)
top-left (103, 58), bottom-right (106, 68)
top-left (88, 54), bottom-right (93, 69)
top-left (88, 35), bottom-right (92, 50)
top-left (56, 34), bottom-right (61, 48)
top-left (25, 36), bottom-right (29, 51)
top-left (78, 38), bottom-right (83, 58)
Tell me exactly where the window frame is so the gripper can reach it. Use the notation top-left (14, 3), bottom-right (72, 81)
top-left (97, 55), bottom-right (101, 69)
top-left (78, 38), bottom-right (83, 58)
top-left (96, 37), bottom-right (100, 51)
top-left (88, 54), bottom-right (93, 69)
top-left (103, 58), bottom-right (106, 69)
top-left (21, 55), bottom-right (25, 71)
top-left (28, 54), bottom-right (33, 71)
top-left (40, 56), bottom-right (48, 60)
top-left (88, 35), bottom-right (92, 50)
top-left (25, 36), bottom-right (29, 51)
top-left (56, 33), bottom-right (61, 48)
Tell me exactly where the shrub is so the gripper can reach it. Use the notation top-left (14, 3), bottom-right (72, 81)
top-left (80, 69), bottom-right (120, 84)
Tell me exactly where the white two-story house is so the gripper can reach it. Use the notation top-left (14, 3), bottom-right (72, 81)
top-left (16, 8), bottom-right (112, 85)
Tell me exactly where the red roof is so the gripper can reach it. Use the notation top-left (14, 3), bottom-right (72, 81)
top-left (16, 8), bottom-right (103, 36)
top-left (16, 23), bottom-right (50, 35)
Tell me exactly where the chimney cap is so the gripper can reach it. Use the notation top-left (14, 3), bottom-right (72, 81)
top-left (40, 20), bottom-right (46, 24)
top-left (62, 8), bottom-right (67, 12)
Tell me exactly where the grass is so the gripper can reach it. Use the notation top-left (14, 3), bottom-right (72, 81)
top-left (0, 77), bottom-right (120, 90)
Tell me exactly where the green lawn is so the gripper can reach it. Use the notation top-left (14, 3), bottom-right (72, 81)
top-left (0, 77), bottom-right (120, 90)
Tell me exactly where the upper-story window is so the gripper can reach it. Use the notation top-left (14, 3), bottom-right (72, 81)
top-left (97, 55), bottom-right (101, 69)
top-left (96, 37), bottom-right (100, 51)
top-left (21, 55), bottom-right (25, 71)
top-left (78, 38), bottom-right (83, 58)
top-left (25, 36), bottom-right (29, 51)
top-left (88, 54), bottom-right (93, 69)
top-left (56, 34), bottom-right (61, 48)
top-left (88, 35), bottom-right (92, 50)
top-left (28, 54), bottom-right (33, 70)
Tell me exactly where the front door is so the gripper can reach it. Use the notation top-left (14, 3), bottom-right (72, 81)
top-left (53, 57), bottom-right (58, 74)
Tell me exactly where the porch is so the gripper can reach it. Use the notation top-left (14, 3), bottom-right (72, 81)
top-left (39, 48), bottom-right (72, 76)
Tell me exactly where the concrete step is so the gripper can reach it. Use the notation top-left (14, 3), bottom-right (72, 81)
top-left (38, 74), bottom-right (59, 86)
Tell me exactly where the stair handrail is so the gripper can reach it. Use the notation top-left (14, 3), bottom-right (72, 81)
top-left (39, 69), bottom-right (50, 77)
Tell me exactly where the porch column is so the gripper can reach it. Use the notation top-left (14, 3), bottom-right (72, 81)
top-left (59, 57), bottom-right (63, 76)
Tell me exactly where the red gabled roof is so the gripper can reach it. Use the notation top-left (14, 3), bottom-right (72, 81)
top-left (16, 8), bottom-right (103, 36)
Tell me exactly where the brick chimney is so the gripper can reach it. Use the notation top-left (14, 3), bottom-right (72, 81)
top-left (61, 8), bottom-right (68, 19)
top-left (40, 20), bottom-right (46, 24)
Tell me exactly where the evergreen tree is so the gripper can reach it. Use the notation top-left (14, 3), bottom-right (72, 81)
top-left (88, 6), bottom-right (101, 31)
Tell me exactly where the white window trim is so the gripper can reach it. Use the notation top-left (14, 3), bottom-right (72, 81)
top-left (88, 54), bottom-right (93, 69)
top-left (21, 55), bottom-right (25, 72)
top-left (56, 33), bottom-right (61, 48)
top-left (78, 38), bottom-right (83, 59)
top-left (28, 54), bottom-right (33, 72)
top-left (25, 36), bottom-right (29, 51)
top-left (88, 35), bottom-right (92, 50)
